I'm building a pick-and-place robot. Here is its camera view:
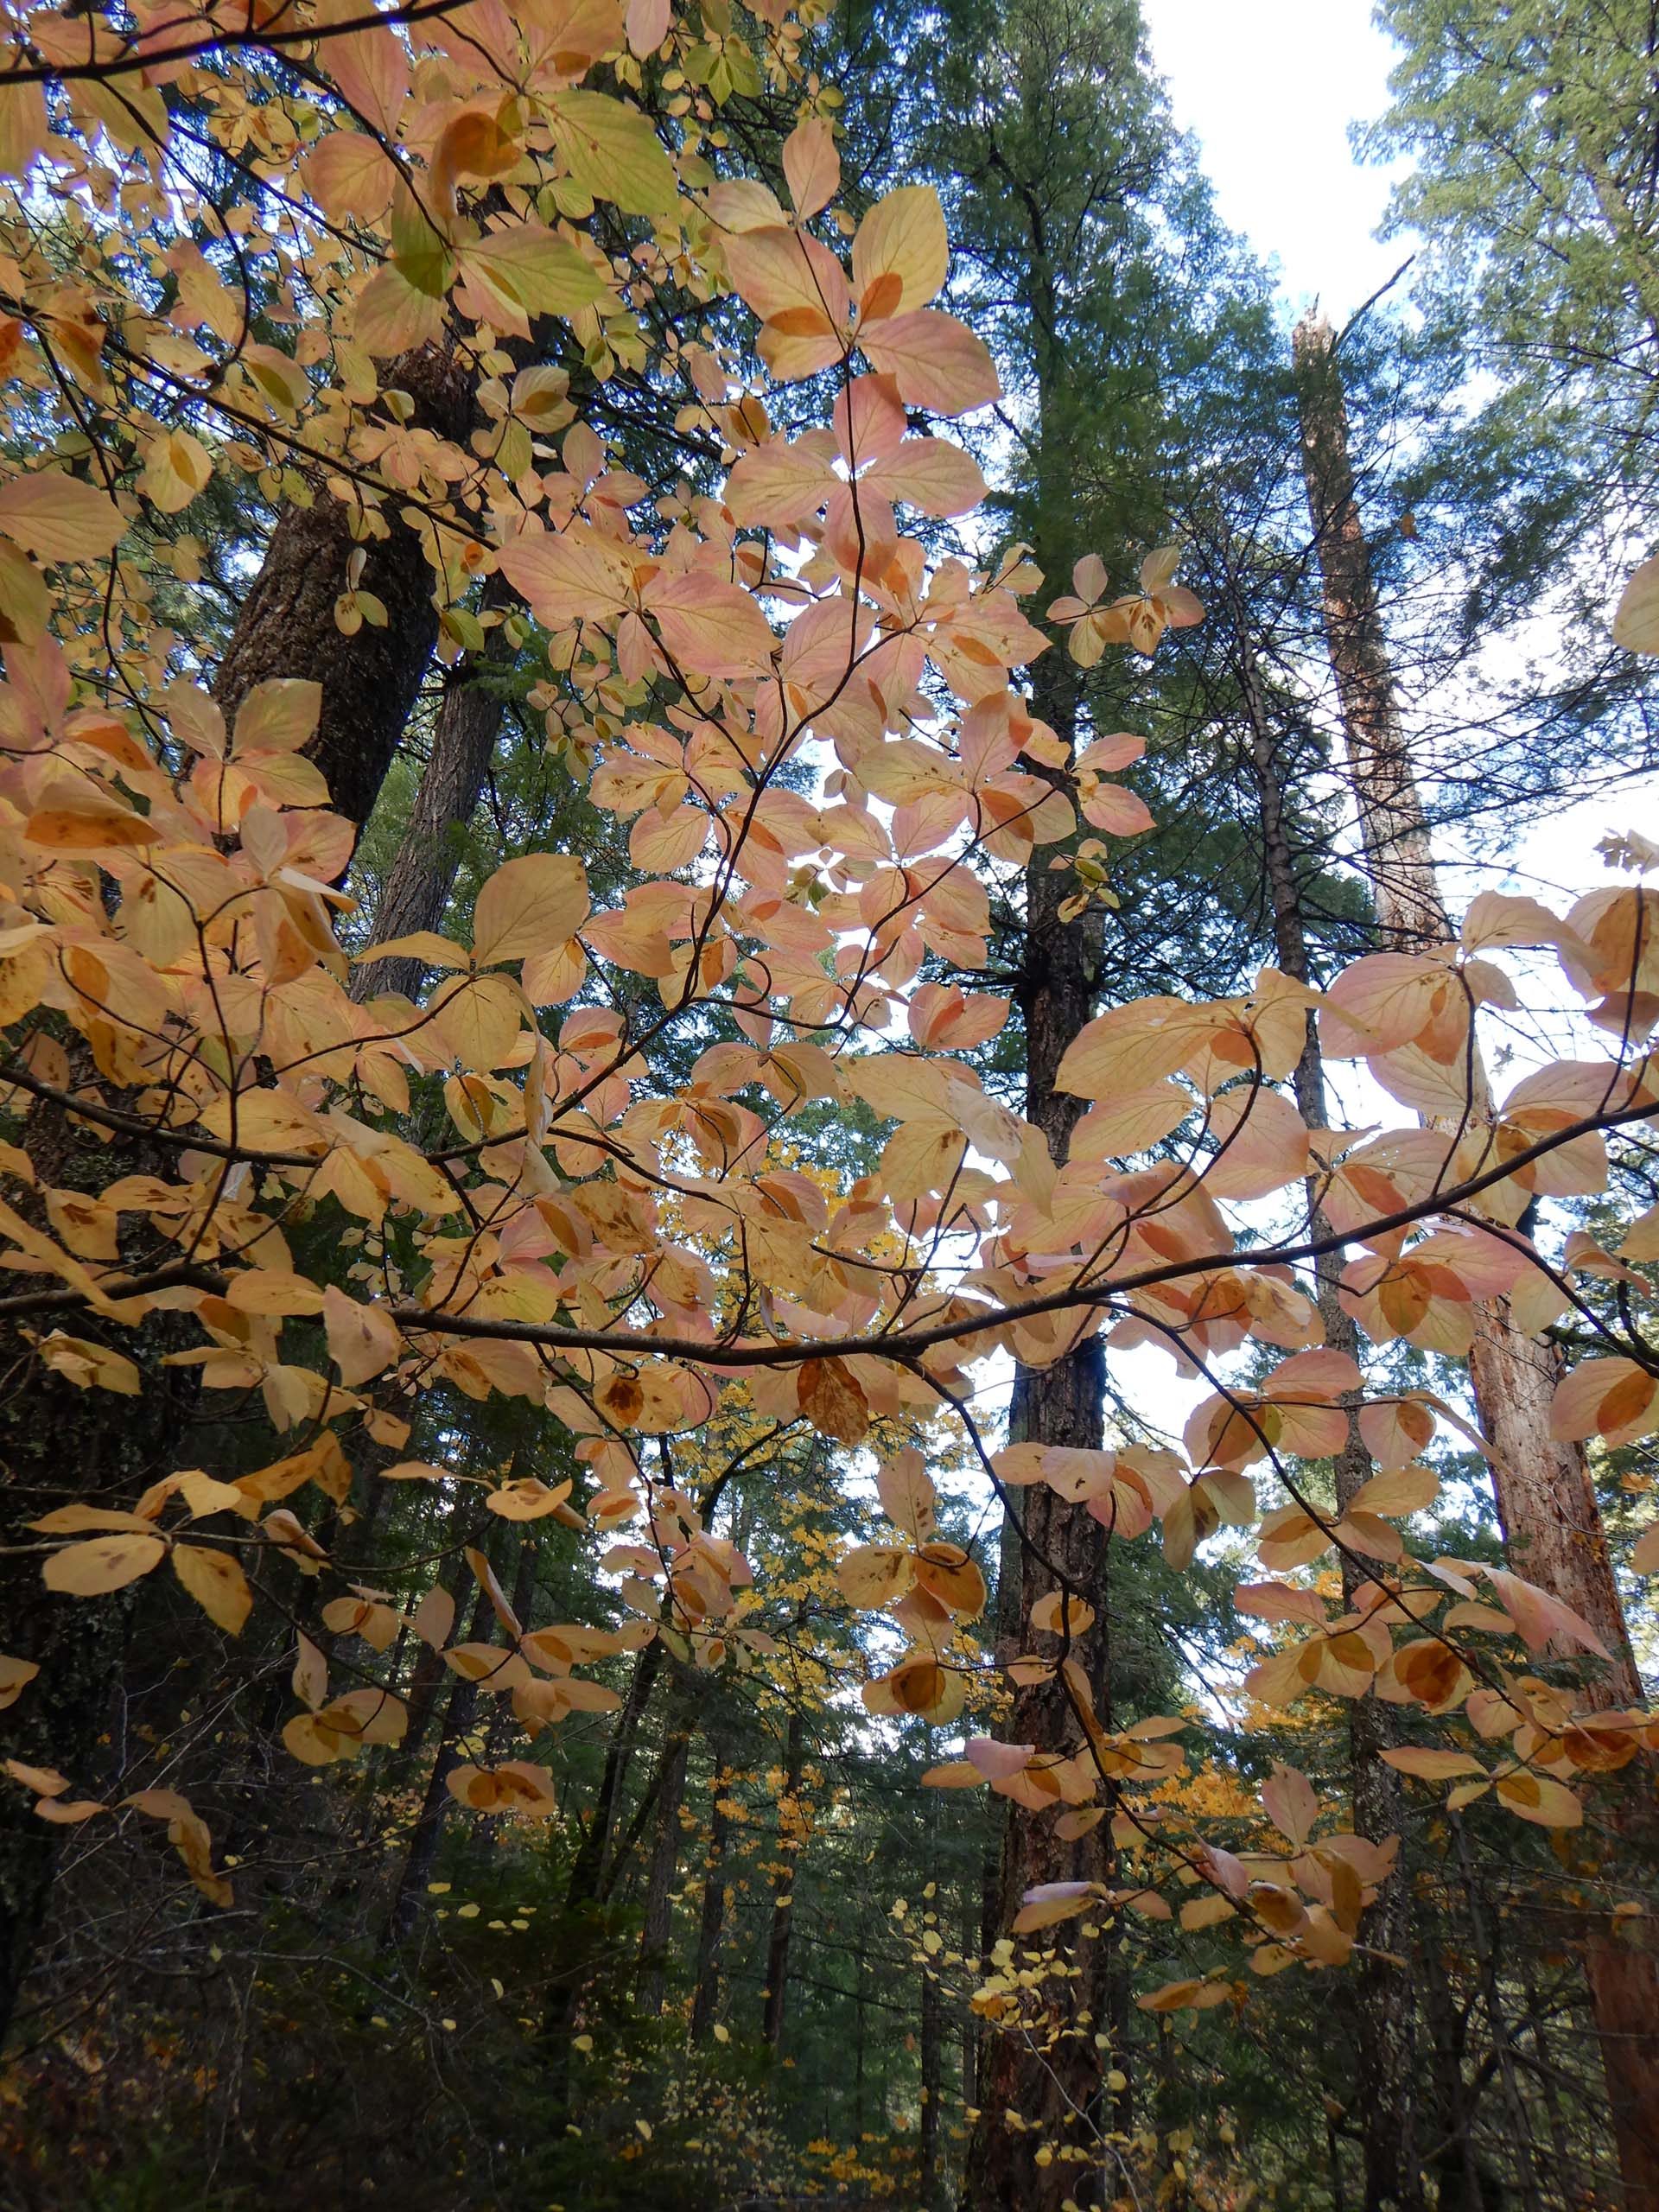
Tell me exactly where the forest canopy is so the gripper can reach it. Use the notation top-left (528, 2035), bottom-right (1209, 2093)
top-left (0, 1), bottom-right (1656, 2209)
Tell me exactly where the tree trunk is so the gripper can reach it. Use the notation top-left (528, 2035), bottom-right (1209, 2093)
top-left (213, 340), bottom-right (474, 846)
top-left (760, 1706), bottom-right (807, 2053)
top-left (636, 1700), bottom-right (692, 2018)
top-left (919, 1779), bottom-right (944, 2209)
top-left (963, 653), bottom-right (1115, 2211)
top-left (689, 1765), bottom-right (733, 2044)
top-left (1237, 613), bottom-right (1426, 2212)
top-left (854, 1953), bottom-right (867, 2139)
top-left (0, 1370), bottom-right (193, 2043)
top-left (539, 1635), bottom-right (664, 2103)
top-left (1293, 314), bottom-right (1659, 2210)
top-left (353, 573), bottom-right (520, 1001)
top-left (0, 1066), bottom-right (202, 2043)
top-left (385, 1580), bottom-right (492, 1940)
top-left (1, 344), bottom-right (473, 2040)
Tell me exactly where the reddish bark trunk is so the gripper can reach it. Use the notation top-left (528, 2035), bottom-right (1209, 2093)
top-left (1237, 611), bottom-right (1426, 2211)
top-left (1293, 314), bottom-right (1657, 2210)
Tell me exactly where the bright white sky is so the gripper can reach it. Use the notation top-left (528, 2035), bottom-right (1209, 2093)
top-left (1141, 0), bottom-right (1410, 321)
top-left (1141, 0), bottom-right (1651, 901)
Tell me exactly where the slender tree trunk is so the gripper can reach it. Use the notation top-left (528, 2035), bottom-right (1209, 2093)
top-left (1453, 1822), bottom-right (1547, 2212)
top-left (1154, 2014), bottom-right (1189, 2210)
top-left (1521, 1974), bottom-right (1575, 2183)
top-left (353, 574), bottom-right (520, 1002)
top-left (854, 1953), bottom-right (867, 2139)
top-left (960, 1885), bottom-right (981, 2112)
top-left (402, 1536), bottom-right (473, 1758)
top-left (963, 649), bottom-right (1116, 2211)
top-left (919, 1779), bottom-right (943, 2209)
top-left (385, 1580), bottom-right (492, 1940)
top-left (920, 1946), bottom-right (943, 2205)
top-left (689, 1766), bottom-right (733, 2044)
top-left (0, 1365), bottom-right (193, 2041)
top-left (1237, 615), bottom-right (1425, 2212)
top-left (636, 1698), bottom-right (692, 2018)
top-left (540, 1636), bottom-right (665, 2101)
top-left (213, 340), bottom-right (474, 844)
top-left (1293, 315), bottom-right (1659, 2210)
top-left (761, 1706), bottom-right (807, 2053)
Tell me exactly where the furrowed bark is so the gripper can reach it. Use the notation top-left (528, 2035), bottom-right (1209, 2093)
top-left (213, 340), bottom-right (475, 847)
top-left (352, 572), bottom-right (521, 1003)
top-left (963, 651), bottom-right (1116, 2211)
top-left (1238, 612), bottom-right (1425, 2212)
top-left (1293, 314), bottom-right (1659, 2210)
top-left (3, 341), bottom-right (484, 2032)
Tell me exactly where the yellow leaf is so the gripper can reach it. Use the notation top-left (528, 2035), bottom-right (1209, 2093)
top-left (4, 1757), bottom-right (67, 1796)
top-left (852, 185), bottom-right (948, 318)
top-left (486, 1476), bottom-right (575, 1522)
top-left (43, 1531), bottom-right (167, 1595)
top-left (1030, 1590), bottom-right (1095, 1637)
top-left (0, 537), bottom-right (49, 643)
top-left (1136, 1978), bottom-right (1213, 2013)
top-left (1612, 552), bottom-right (1659, 655)
top-left (356, 930), bottom-right (469, 972)
top-left (645, 568), bottom-right (776, 679)
top-left (1179, 1896), bottom-right (1236, 1932)
top-left (1496, 1770), bottom-right (1583, 1829)
top-left (25, 800), bottom-right (161, 850)
top-left (232, 677), bottom-right (321, 757)
top-left (473, 852), bottom-right (591, 966)
top-left (0, 470), bottom-right (124, 563)
top-left (912, 1542), bottom-right (986, 1619)
top-left (782, 116), bottom-right (839, 219)
top-left (35, 1332), bottom-right (141, 1395)
top-left (172, 1544), bottom-right (252, 1636)
top-left (1379, 1747), bottom-right (1486, 1783)
top-left (302, 130), bottom-right (394, 223)
top-left (875, 1447), bottom-right (936, 1541)
top-left (857, 308), bottom-right (999, 416)
top-left (1011, 1882), bottom-right (1096, 1934)
top-left (446, 1759), bottom-right (558, 1815)
top-left (454, 227), bottom-right (607, 339)
top-left (322, 1285), bottom-right (401, 1387)
top-left (919, 1760), bottom-right (984, 1789)
top-left (225, 1270), bottom-right (327, 1317)
top-left (353, 262), bottom-right (448, 358)
top-left (138, 430), bottom-right (213, 515)
top-left (429, 972), bottom-right (524, 1071)
top-left (836, 1542), bottom-right (914, 1609)
top-left (544, 90), bottom-right (677, 218)
top-left (798, 1355), bottom-right (868, 1446)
